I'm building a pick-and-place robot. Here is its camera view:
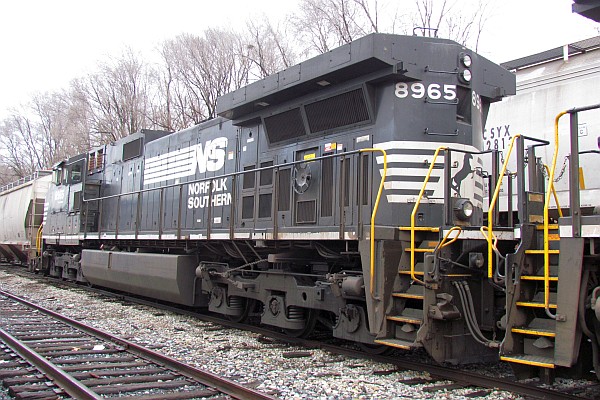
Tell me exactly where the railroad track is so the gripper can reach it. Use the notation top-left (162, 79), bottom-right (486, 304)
top-left (2, 265), bottom-right (599, 399)
top-left (0, 288), bottom-right (274, 400)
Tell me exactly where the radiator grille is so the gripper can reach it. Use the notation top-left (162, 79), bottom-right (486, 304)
top-left (278, 169), bottom-right (291, 212)
top-left (123, 138), bottom-right (142, 161)
top-left (305, 88), bottom-right (369, 133)
top-left (265, 108), bottom-right (306, 144)
top-left (321, 158), bottom-right (333, 217)
top-left (296, 200), bottom-right (317, 224)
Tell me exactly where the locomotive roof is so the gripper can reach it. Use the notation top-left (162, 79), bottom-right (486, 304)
top-left (573, 0), bottom-right (600, 22)
top-left (216, 33), bottom-right (465, 121)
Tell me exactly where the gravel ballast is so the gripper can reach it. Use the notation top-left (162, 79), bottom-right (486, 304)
top-left (0, 271), bottom-right (525, 399)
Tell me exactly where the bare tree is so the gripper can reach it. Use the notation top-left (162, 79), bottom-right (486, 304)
top-left (0, 114), bottom-right (39, 178)
top-left (292, 0), bottom-right (382, 54)
top-left (0, 0), bottom-right (496, 180)
top-left (0, 89), bottom-right (97, 180)
top-left (244, 16), bottom-right (297, 80)
top-left (414, 0), bottom-right (449, 37)
top-left (412, 0), bottom-right (492, 51)
top-left (146, 59), bottom-right (177, 132)
top-left (75, 48), bottom-right (153, 140)
top-left (159, 28), bottom-right (252, 124)
top-left (0, 163), bottom-right (19, 187)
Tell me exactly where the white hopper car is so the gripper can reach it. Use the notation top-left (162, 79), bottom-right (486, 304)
top-left (0, 171), bottom-right (52, 265)
top-left (485, 36), bottom-right (600, 215)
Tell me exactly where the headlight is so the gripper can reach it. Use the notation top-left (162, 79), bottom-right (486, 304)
top-left (461, 54), bottom-right (472, 67)
top-left (461, 69), bottom-right (472, 82)
top-left (454, 199), bottom-right (474, 221)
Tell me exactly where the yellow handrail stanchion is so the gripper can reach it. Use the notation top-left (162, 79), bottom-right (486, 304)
top-left (359, 148), bottom-right (387, 298)
top-left (36, 222), bottom-right (44, 257)
top-left (543, 111), bottom-right (568, 318)
top-left (543, 164), bottom-right (563, 218)
top-left (409, 146), bottom-right (446, 285)
top-left (486, 134), bottom-right (521, 279)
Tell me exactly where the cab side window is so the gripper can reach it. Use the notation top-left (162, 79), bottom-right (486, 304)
top-left (70, 161), bottom-right (83, 183)
top-left (53, 168), bottom-right (63, 185)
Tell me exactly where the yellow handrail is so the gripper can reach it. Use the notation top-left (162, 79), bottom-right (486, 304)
top-left (36, 222), bottom-right (44, 256)
top-left (543, 111), bottom-right (568, 317)
top-left (543, 164), bottom-right (563, 218)
top-left (486, 134), bottom-right (521, 278)
top-left (359, 148), bottom-right (387, 298)
top-left (410, 146), bottom-right (446, 285)
top-left (437, 226), bottom-right (462, 250)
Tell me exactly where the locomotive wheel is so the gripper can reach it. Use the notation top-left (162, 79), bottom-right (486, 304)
top-left (283, 308), bottom-right (319, 338)
top-left (226, 298), bottom-right (256, 323)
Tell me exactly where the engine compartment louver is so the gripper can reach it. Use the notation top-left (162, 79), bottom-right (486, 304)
top-left (264, 108), bottom-right (306, 144)
top-left (305, 88), bottom-right (370, 133)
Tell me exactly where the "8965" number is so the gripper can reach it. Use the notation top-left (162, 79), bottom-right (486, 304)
top-left (395, 82), bottom-right (457, 101)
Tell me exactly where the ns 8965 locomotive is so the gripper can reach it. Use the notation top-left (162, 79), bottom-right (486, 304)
top-left (39, 32), bottom-right (571, 372)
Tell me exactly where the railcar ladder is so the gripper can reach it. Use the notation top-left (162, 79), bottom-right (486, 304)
top-left (374, 230), bottom-right (438, 350)
top-left (500, 223), bottom-right (562, 370)
top-left (499, 107), bottom-right (598, 379)
top-left (375, 147), bottom-right (446, 350)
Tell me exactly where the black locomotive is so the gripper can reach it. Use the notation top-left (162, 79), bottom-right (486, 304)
top-left (29, 33), bottom-right (600, 379)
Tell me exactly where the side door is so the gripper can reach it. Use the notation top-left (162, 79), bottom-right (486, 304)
top-left (292, 146), bottom-right (322, 227)
top-left (236, 125), bottom-right (260, 234)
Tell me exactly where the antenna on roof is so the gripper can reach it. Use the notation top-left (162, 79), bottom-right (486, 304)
top-left (412, 27), bottom-right (438, 38)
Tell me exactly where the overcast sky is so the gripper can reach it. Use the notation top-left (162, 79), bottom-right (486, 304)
top-left (0, 0), bottom-right (598, 117)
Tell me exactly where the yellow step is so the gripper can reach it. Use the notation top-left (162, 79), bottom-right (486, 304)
top-left (521, 275), bottom-right (558, 282)
top-left (500, 354), bottom-right (555, 368)
top-left (516, 301), bottom-right (557, 309)
top-left (405, 248), bottom-right (434, 253)
top-left (387, 315), bottom-right (422, 325)
top-left (392, 292), bottom-right (424, 300)
top-left (524, 249), bottom-right (560, 254)
top-left (374, 338), bottom-right (420, 350)
top-left (399, 270), bottom-right (424, 276)
top-left (511, 327), bottom-right (556, 338)
top-left (536, 224), bottom-right (559, 230)
top-left (399, 227), bottom-right (440, 232)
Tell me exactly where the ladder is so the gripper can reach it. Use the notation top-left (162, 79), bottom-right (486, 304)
top-left (498, 106), bottom-right (599, 379)
top-left (374, 230), bottom-right (438, 350)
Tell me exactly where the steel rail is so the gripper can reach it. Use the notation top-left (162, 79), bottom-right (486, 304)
top-left (37, 275), bottom-right (582, 399)
top-left (1, 266), bottom-right (593, 400)
top-left (0, 327), bottom-right (102, 399)
top-left (0, 289), bottom-right (275, 400)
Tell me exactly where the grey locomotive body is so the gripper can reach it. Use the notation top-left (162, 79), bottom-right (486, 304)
top-left (41, 33), bottom-right (600, 377)
top-left (41, 33), bottom-right (515, 362)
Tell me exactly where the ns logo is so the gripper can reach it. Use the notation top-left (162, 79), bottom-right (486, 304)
top-left (194, 137), bottom-right (228, 174)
